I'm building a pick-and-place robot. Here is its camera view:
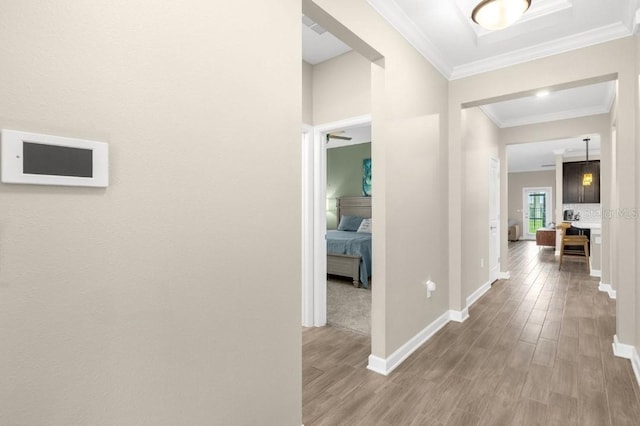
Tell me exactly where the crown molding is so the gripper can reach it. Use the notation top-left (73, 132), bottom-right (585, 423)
top-left (450, 22), bottom-right (632, 80)
top-left (367, 0), bottom-right (640, 80)
top-left (498, 105), bottom-right (613, 128)
top-left (478, 105), bottom-right (505, 128)
top-left (368, 1), bottom-right (633, 81)
top-left (367, 0), bottom-right (452, 78)
top-left (481, 103), bottom-right (612, 129)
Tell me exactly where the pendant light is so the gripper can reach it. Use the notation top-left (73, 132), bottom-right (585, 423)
top-left (471, 0), bottom-right (531, 31)
top-left (582, 138), bottom-right (593, 186)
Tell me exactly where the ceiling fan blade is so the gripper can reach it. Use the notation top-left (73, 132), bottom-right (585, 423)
top-left (327, 134), bottom-right (352, 141)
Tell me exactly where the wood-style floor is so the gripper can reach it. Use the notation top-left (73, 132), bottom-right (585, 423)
top-left (303, 241), bottom-right (640, 425)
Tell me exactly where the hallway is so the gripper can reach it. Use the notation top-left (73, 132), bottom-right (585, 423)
top-left (302, 241), bottom-right (640, 425)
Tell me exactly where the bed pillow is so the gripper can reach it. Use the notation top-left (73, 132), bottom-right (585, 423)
top-left (337, 215), bottom-right (364, 232)
top-left (357, 218), bottom-right (372, 233)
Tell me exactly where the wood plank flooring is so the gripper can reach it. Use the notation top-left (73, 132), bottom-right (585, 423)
top-left (302, 241), bottom-right (640, 425)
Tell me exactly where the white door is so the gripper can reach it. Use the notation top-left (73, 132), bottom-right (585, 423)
top-left (489, 158), bottom-right (500, 283)
top-left (522, 187), bottom-right (553, 240)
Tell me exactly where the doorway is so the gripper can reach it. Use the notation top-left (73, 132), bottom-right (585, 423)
top-left (301, 115), bottom-right (372, 327)
top-left (489, 157), bottom-right (500, 283)
top-left (522, 187), bottom-right (552, 239)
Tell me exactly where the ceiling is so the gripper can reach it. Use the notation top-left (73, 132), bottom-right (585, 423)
top-left (507, 136), bottom-right (601, 173)
top-left (302, 2), bottom-right (627, 170)
top-left (367, 0), bottom-right (639, 80)
top-left (302, 15), bottom-right (352, 64)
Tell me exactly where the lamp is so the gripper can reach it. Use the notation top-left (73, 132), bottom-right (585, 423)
top-left (471, 0), bottom-right (531, 31)
top-left (582, 138), bottom-right (592, 186)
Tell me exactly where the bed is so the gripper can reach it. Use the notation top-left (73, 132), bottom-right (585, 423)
top-left (327, 197), bottom-right (372, 288)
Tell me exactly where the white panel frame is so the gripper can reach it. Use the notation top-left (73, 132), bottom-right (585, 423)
top-left (1, 129), bottom-right (108, 187)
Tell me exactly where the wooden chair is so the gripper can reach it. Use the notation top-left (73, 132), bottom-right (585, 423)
top-left (556, 223), bottom-right (589, 270)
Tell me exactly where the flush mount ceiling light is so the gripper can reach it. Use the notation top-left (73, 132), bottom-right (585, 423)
top-left (472, 0), bottom-right (532, 31)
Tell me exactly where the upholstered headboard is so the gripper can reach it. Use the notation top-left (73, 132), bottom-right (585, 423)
top-left (337, 197), bottom-right (371, 220)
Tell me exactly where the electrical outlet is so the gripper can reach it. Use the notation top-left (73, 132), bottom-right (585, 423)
top-left (426, 280), bottom-right (436, 298)
top-left (480, 258), bottom-right (484, 268)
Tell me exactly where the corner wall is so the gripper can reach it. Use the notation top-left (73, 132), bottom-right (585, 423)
top-left (314, 0), bottom-right (449, 360)
top-left (303, 60), bottom-right (314, 125)
top-left (0, 2), bottom-right (301, 424)
top-left (461, 107), bottom-right (499, 303)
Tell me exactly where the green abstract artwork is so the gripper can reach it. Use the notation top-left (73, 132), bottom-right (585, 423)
top-left (362, 158), bottom-right (371, 196)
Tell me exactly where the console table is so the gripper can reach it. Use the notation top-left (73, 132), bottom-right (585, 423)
top-left (536, 228), bottom-right (556, 247)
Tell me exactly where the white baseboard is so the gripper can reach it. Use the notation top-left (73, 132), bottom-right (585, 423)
top-left (466, 281), bottom-right (491, 308)
top-left (367, 281), bottom-right (493, 376)
top-left (499, 271), bottom-right (511, 279)
top-left (367, 310), bottom-right (451, 376)
top-left (612, 335), bottom-right (640, 388)
top-left (590, 269), bottom-right (601, 278)
top-left (598, 282), bottom-right (616, 299)
top-left (449, 308), bottom-right (469, 323)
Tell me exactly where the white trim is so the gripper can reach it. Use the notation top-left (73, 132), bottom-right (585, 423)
top-left (306, 115), bottom-right (372, 327)
top-left (499, 271), bottom-right (511, 279)
top-left (496, 105), bottom-right (614, 129)
top-left (366, 278), bottom-right (492, 375)
top-left (555, 250), bottom-right (560, 256)
top-left (367, 310), bottom-right (451, 375)
top-left (598, 282), bottom-right (617, 299)
top-left (313, 114), bottom-right (373, 134)
top-left (366, 0), bottom-right (452, 79)
top-left (590, 268), bottom-right (601, 278)
top-left (312, 127), bottom-right (327, 326)
top-left (449, 308), bottom-right (470, 323)
top-left (450, 23), bottom-right (632, 80)
top-left (301, 126), bottom-right (314, 327)
top-left (489, 157), bottom-right (501, 283)
top-left (466, 281), bottom-right (491, 308)
top-left (366, 2), bottom-right (633, 80)
top-left (612, 335), bottom-right (640, 388)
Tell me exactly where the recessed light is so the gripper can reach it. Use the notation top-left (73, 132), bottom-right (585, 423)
top-left (536, 90), bottom-right (550, 97)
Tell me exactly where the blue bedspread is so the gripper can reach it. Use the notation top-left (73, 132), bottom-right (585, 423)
top-left (326, 230), bottom-right (372, 288)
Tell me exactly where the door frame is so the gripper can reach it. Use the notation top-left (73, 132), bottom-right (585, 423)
top-left (522, 186), bottom-right (553, 240)
top-left (301, 114), bottom-right (372, 327)
top-left (489, 157), bottom-right (500, 283)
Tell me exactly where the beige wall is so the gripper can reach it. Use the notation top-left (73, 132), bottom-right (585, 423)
top-left (451, 36), bottom-right (637, 350)
top-left (508, 171), bottom-right (556, 235)
top-left (635, 35), bottom-right (640, 358)
top-left (0, 2), bottom-right (301, 424)
top-left (461, 107), bottom-right (499, 301)
top-left (313, 0), bottom-right (450, 357)
top-left (312, 50), bottom-right (371, 125)
top-left (303, 60), bottom-right (314, 125)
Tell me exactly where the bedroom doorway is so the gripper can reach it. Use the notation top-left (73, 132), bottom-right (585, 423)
top-left (301, 115), bottom-right (372, 328)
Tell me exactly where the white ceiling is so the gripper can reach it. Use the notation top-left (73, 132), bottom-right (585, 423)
top-left (507, 135), bottom-right (600, 173)
top-left (302, 3), bottom-right (625, 170)
top-left (367, 0), bottom-right (640, 79)
top-left (481, 80), bottom-right (616, 128)
top-left (326, 125), bottom-right (372, 149)
top-left (302, 15), bottom-right (352, 64)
